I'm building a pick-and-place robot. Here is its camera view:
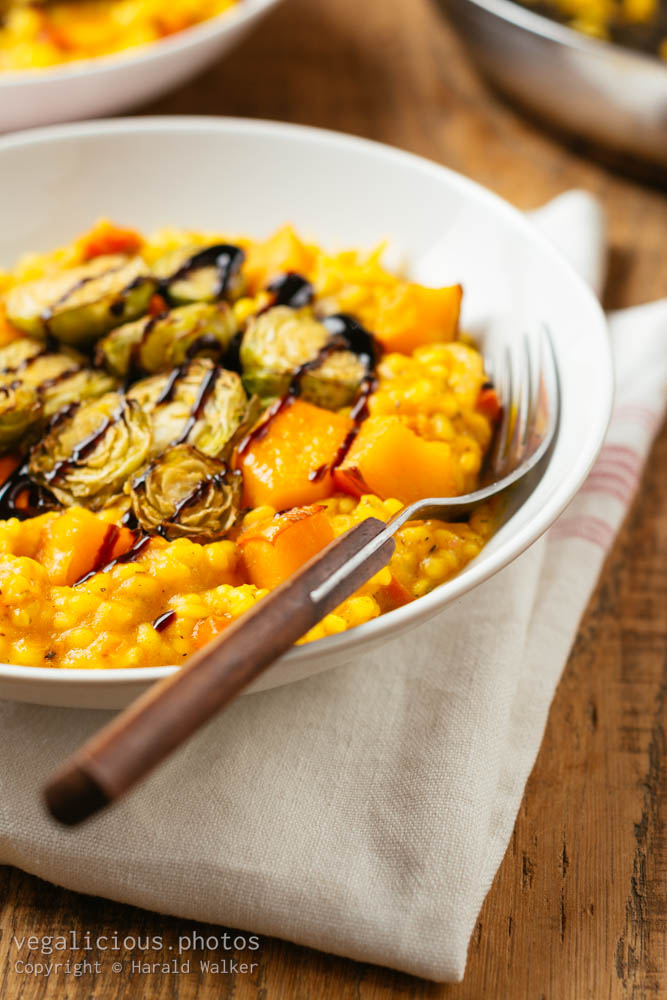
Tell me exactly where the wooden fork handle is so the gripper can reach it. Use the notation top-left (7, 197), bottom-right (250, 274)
top-left (44, 517), bottom-right (395, 826)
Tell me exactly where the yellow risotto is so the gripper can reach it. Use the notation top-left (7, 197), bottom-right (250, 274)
top-left (0, 220), bottom-right (501, 669)
top-left (0, 0), bottom-right (240, 71)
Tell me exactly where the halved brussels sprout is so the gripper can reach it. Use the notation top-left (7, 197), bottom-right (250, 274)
top-left (0, 337), bottom-right (116, 418)
top-left (29, 391), bottom-right (151, 510)
top-left (126, 358), bottom-right (249, 459)
top-left (240, 306), bottom-right (366, 409)
top-left (130, 444), bottom-right (242, 541)
top-left (0, 378), bottom-right (42, 452)
top-left (153, 244), bottom-right (245, 305)
top-left (0, 337), bottom-right (48, 374)
top-left (95, 302), bottom-right (238, 378)
top-left (38, 368), bottom-right (118, 419)
top-left (4, 255), bottom-right (157, 346)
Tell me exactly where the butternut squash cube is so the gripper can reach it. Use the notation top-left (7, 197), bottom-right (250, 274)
top-left (236, 398), bottom-right (353, 510)
top-left (238, 505), bottom-right (334, 589)
top-left (334, 416), bottom-right (462, 505)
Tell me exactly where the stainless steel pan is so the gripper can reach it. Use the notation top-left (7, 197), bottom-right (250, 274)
top-left (436, 0), bottom-right (667, 168)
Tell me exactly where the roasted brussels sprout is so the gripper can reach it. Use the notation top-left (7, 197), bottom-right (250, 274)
top-left (0, 336), bottom-right (48, 373)
top-left (0, 337), bottom-right (116, 416)
top-left (129, 444), bottom-right (242, 541)
top-left (126, 358), bottom-right (249, 459)
top-left (0, 378), bottom-right (42, 452)
top-left (0, 338), bottom-right (115, 418)
top-left (29, 391), bottom-right (151, 510)
top-left (153, 244), bottom-right (245, 305)
top-left (4, 255), bottom-right (156, 346)
top-left (95, 302), bottom-right (238, 378)
top-left (240, 306), bottom-right (366, 408)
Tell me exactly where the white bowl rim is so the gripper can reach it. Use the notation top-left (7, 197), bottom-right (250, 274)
top-left (0, 115), bottom-right (614, 690)
top-left (0, 0), bottom-right (282, 85)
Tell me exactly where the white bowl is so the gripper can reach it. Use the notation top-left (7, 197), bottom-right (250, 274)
top-left (0, 117), bottom-right (612, 708)
top-left (0, 0), bottom-right (282, 132)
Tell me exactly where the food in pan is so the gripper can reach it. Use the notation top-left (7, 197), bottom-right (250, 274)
top-left (517, 0), bottom-right (667, 60)
top-left (0, 220), bottom-right (500, 669)
top-left (0, 0), bottom-right (241, 71)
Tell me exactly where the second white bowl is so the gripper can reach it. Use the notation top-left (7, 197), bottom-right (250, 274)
top-left (0, 0), bottom-right (282, 132)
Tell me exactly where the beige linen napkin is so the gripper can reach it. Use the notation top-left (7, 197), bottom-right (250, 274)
top-left (0, 193), bottom-right (665, 982)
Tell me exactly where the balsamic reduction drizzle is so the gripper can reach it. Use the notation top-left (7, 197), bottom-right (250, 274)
top-left (152, 610), bottom-right (176, 633)
top-left (154, 365), bottom-right (185, 406)
top-left (163, 244), bottom-right (245, 300)
top-left (265, 272), bottom-right (314, 311)
top-left (222, 330), bottom-right (243, 374)
top-left (121, 508), bottom-right (139, 530)
top-left (0, 460), bottom-right (58, 521)
top-left (45, 407), bottom-right (120, 485)
top-left (173, 366), bottom-right (220, 445)
top-left (74, 532), bottom-right (151, 586)
top-left (121, 310), bottom-right (169, 390)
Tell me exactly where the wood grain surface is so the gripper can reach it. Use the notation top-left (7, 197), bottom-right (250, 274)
top-left (1, 0), bottom-right (665, 996)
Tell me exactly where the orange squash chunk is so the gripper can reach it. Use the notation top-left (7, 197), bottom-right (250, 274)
top-left (193, 615), bottom-right (232, 650)
top-left (371, 283), bottom-right (462, 355)
top-left (78, 220), bottom-right (143, 261)
top-left (236, 398), bottom-right (353, 510)
top-left (37, 507), bottom-right (136, 586)
top-left (334, 416), bottom-right (462, 505)
top-left (238, 505), bottom-right (334, 589)
top-left (243, 226), bottom-right (316, 295)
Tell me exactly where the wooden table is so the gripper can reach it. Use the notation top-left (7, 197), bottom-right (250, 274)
top-left (1, 0), bottom-right (665, 996)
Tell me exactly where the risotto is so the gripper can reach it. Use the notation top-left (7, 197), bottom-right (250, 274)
top-left (0, 221), bottom-right (500, 669)
top-left (0, 0), bottom-right (240, 71)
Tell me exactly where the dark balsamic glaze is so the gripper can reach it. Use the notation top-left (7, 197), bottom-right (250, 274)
top-left (153, 473), bottom-right (228, 539)
top-left (0, 345), bottom-right (48, 376)
top-left (173, 366), bottom-right (220, 445)
top-left (74, 532), bottom-right (151, 586)
top-left (121, 310), bottom-right (170, 390)
top-left (49, 400), bottom-right (80, 428)
top-left (308, 464), bottom-right (329, 483)
top-left (185, 334), bottom-right (227, 360)
top-left (222, 331), bottom-right (243, 374)
top-left (265, 272), bottom-right (314, 311)
top-left (236, 394), bottom-right (294, 458)
top-left (72, 522), bottom-right (123, 586)
top-left (329, 372), bottom-right (378, 471)
top-left (121, 508), bottom-right (139, 530)
top-left (322, 313), bottom-right (378, 371)
top-left (44, 407), bottom-right (121, 485)
top-left (152, 610), bottom-right (176, 633)
top-left (109, 273), bottom-right (148, 317)
top-left (0, 460), bottom-right (58, 520)
top-left (37, 367), bottom-right (81, 392)
top-left (162, 244), bottom-right (245, 301)
top-left (154, 365), bottom-right (185, 406)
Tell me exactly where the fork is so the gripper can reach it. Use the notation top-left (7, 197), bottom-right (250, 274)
top-left (44, 328), bottom-right (559, 825)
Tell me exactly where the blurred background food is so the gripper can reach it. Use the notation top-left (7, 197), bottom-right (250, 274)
top-left (437, 0), bottom-right (667, 169)
top-left (519, 0), bottom-right (667, 59)
top-left (0, 0), bottom-right (240, 69)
